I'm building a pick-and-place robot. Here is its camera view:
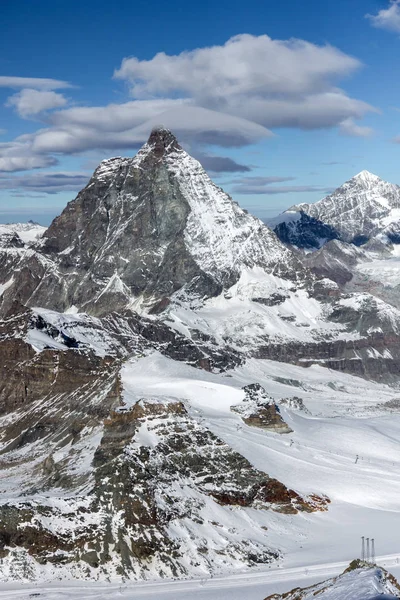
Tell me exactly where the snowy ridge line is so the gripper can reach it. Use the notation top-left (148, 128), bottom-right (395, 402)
top-left (270, 170), bottom-right (400, 250)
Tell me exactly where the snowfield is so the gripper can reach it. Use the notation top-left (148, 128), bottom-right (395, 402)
top-left (1, 558), bottom-right (400, 599)
top-left (115, 352), bottom-right (400, 596)
top-left (3, 350), bottom-right (400, 597)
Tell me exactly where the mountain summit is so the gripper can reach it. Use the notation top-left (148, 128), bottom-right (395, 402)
top-left (270, 170), bottom-right (400, 248)
top-left (0, 128), bottom-right (303, 315)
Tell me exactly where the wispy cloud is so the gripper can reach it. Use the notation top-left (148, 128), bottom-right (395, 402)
top-left (231, 175), bottom-right (332, 195)
top-left (339, 118), bottom-right (374, 138)
top-left (0, 76), bottom-right (72, 90)
top-left (0, 146), bottom-right (58, 172)
top-left (0, 171), bottom-right (89, 193)
top-left (193, 152), bottom-right (251, 173)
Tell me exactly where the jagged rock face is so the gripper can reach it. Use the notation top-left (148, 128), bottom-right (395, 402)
top-left (0, 367), bottom-right (327, 580)
top-left (1, 128), bottom-right (304, 316)
top-left (300, 239), bottom-right (370, 285)
top-left (272, 211), bottom-right (339, 250)
top-left (270, 171), bottom-right (400, 248)
top-left (256, 330), bottom-right (400, 382)
top-left (0, 302), bottom-right (330, 580)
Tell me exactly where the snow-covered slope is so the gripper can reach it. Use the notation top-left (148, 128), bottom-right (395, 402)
top-left (0, 221), bottom-right (46, 245)
top-left (270, 171), bottom-right (400, 248)
top-left (265, 563), bottom-right (400, 600)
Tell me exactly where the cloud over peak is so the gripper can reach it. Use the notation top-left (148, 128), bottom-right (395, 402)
top-left (114, 34), bottom-right (372, 130)
top-left (0, 34), bottom-right (375, 181)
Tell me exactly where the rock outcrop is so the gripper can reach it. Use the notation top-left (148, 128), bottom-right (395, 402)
top-left (231, 384), bottom-right (292, 433)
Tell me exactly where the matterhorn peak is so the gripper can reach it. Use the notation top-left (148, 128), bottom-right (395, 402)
top-left (146, 125), bottom-right (181, 157)
top-left (9, 127), bottom-right (304, 316)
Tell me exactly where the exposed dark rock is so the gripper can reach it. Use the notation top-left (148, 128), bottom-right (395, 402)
top-left (273, 211), bottom-right (339, 250)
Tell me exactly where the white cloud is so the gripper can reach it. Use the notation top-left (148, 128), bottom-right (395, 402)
top-left (126, 105), bottom-right (273, 146)
top-left (115, 34), bottom-right (359, 99)
top-left (49, 98), bottom-right (184, 131)
top-left (6, 104), bottom-right (270, 161)
top-left (114, 33), bottom-right (373, 130)
top-left (0, 155), bottom-right (58, 172)
top-left (0, 34), bottom-right (375, 180)
top-left (6, 89), bottom-right (68, 118)
top-left (366, 1), bottom-right (400, 33)
top-left (0, 76), bottom-right (72, 90)
top-left (339, 118), bottom-right (374, 138)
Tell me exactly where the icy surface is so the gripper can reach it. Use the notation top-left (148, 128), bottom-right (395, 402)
top-left (164, 147), bottom-right (298, 281)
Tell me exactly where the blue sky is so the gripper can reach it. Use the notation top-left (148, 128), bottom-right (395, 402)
top-left (1, 0), bottom-right (400, 224)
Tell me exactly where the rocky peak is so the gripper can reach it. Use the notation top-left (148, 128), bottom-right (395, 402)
top-left (271, 169), bottom-right (400, 247)
top-left (0, 129), bottom-right (305, 316)
top-left (352, 170), bottom-right (382, 185)
top-left (146, 126), bottom-right (181, 158)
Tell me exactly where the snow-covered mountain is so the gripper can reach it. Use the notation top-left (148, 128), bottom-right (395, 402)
top-left (265, 562), bottom-right (400, 600)
top-left (270, 170), bottom-right (400, 248)
top-left (0, 128), bottom-right (303, 317)
top-left (0, 221), bottom-right (46, 245)
top-left (2, 130), bottom-right (400, 587)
